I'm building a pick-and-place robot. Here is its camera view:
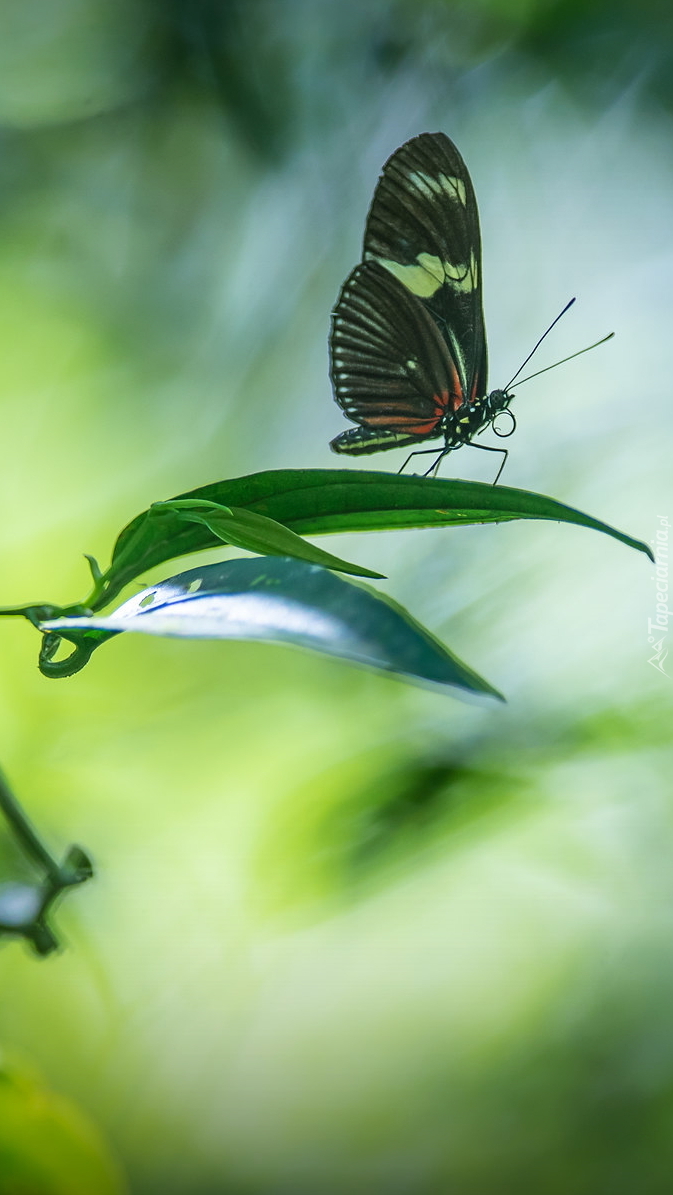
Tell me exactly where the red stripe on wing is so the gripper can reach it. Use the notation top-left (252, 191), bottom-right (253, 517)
top-left (362, 390), bottom-right (450, 434)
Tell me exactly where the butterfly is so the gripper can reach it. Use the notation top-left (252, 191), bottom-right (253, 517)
top-left (329, 132), bottom-right (515, 480)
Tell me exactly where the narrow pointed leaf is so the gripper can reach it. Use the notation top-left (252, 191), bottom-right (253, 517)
top-left (155, 500), bottom-right (384, 578)
top-left (93, 469), bottom-right (653, 610)
top-left (43, 557), bottom-right (503, 700)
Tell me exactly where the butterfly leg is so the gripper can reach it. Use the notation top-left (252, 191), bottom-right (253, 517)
top-left (398, 441), bottom-right (507, 483)
top-left (424, 448), bottom-right (450, 478)
top-left (398, 446), bottom-right (447, 475)
top-left (462, 441), bottom-right (509, 484)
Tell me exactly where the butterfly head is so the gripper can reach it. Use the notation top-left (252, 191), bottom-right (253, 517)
top-left (484, 388), bottom-right (512, 417)
top-left (484, 388), bottom-right (516, 440)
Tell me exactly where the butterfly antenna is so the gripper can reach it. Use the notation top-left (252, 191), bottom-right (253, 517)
top-left (513, 331), bottom-right (615, 388)
top-left (505, 297), bottom-right (576, 390)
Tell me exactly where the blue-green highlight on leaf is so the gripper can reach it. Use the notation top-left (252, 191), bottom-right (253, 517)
top-left (43, 557), bottom-right (504, 701)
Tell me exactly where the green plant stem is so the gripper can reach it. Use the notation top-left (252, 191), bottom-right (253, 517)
top-left (0, 769), bottom-right (62, 883)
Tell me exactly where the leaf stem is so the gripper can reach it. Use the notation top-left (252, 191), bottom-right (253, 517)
top-left (0, 768), bottom-right (62, 883)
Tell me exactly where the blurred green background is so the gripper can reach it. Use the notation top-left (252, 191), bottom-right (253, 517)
top-left (0, 0), bottom-right (672, 1191)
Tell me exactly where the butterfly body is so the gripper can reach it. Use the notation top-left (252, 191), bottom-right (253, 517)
top-left (329, 132), bottom-right (513, 472)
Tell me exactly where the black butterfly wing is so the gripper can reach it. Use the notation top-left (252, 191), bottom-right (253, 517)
top-left (362, 132), bottom-right (487, 407)
top-left (330, 260), bottom-right (462, 448)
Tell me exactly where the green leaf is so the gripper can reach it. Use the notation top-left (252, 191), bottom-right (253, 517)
top-left (153, 499), bottom-right (384, 578)
top-left (91, 469), bottom-right (654, 611)
top-left (42, 557), bottom-right (504, 700)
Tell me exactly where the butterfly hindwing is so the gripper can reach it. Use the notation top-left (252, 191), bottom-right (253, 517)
top-left (330, 260), bottom-right (461, 444)
top-left (361, 132), bottom-right (487, 406)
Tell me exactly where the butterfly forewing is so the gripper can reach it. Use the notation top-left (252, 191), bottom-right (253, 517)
top-left (361, 132), bottom-right (487, 405)
top-left (331, 261), bottom-right (460, 435)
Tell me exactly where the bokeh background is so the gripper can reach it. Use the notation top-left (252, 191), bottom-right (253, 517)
top-left (0, 1), bottom-right (672, 1191)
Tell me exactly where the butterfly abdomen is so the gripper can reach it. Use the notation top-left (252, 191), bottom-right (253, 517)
top-left (330, 426), bottom-right (441, 455)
